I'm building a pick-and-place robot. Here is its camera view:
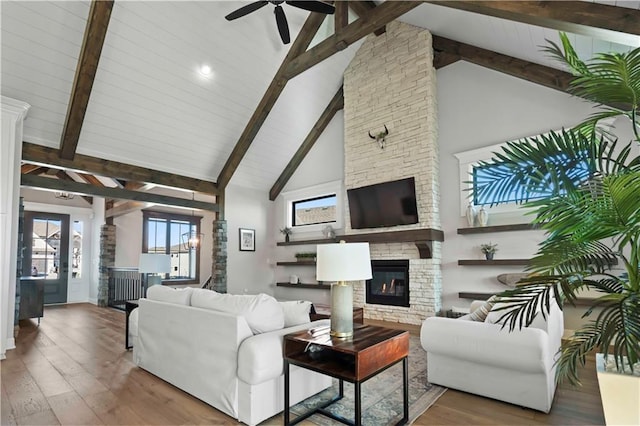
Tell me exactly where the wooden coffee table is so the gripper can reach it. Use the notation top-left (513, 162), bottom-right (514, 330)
top-left (283, 324), bottom-right (410, 426)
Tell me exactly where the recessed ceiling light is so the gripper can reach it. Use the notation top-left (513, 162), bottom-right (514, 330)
top-left (199, 64), bottom-right (212, 76)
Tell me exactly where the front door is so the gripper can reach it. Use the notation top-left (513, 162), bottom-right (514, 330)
top-left (22, 212), bottom-right (70, 304)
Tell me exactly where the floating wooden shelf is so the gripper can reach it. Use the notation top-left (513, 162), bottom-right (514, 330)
top-left (276, 283), bottom-right (330, 290)
top-left (458, 259), bottom-right (530, 266)
top-left (276, 228), bottom-right (444, 259)
top-left (276, 261), bottom-right (316, 266)
top-left (277, 238), bottom-right (334, 246)
top-left (457, 223), bottom-right (538, 234)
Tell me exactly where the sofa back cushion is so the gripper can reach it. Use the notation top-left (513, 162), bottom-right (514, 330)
top-left (279, 301), bottom-right (312, 327)
top-left (146, 285), bottom-right (193, 305)
top-left (191, 289), bottom-right (284, 334)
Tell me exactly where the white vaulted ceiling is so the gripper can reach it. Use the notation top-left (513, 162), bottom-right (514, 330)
top-left (2, 1), bottom-right (639, 192)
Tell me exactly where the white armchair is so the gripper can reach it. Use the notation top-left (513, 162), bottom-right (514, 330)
top-left (420, 298), bottom-right (563, 413)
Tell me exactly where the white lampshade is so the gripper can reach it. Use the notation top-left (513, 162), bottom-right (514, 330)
top-left (139, 253), bottom-right (171, 274)
top-left (316, 242), bottom-right (372, 282)
top-left (316, 242), bottom-right (371, 338)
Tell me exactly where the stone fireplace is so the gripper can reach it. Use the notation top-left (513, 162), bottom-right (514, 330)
top-left (343, 21), bottom-right (441, 324)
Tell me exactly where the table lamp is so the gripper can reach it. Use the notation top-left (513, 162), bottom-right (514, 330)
top-left (316, 241), bottom-right (371, 338)
top-left (139, 253), bottom-right (171, 286)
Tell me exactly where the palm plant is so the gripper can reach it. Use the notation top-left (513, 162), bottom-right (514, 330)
top-left (474, 33), bottom-right (640, 385)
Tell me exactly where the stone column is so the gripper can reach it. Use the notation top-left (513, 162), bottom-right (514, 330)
top-left (211, 220), bottom-right (227, 293)
top-left (97, 224), bottom-right (116, 307)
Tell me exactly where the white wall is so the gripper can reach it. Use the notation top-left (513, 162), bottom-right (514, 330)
top-left (437, 60), bottom-right (635, 327)
top-left (270, 112), bottom-right (344, 304)
top-left (225, 184), bottom-right (276, 295)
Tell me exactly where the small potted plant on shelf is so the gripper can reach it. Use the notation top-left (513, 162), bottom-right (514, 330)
top-left (294, 252), bottom-right (316, 262)
top-left (280, 227), bottom-right (292, 242)
top-left (480, 242), bottom-right (498, 260)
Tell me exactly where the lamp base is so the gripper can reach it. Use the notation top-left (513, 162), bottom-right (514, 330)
top-left (330, 281), bottom-right (353, 338)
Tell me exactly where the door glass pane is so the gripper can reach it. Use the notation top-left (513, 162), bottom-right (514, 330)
top-left (32, 218), bottom-right (61, 279)
top-left (72, 221), bottom-right (83, 279)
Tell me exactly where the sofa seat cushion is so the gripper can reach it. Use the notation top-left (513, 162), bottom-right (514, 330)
top-left (190, 289), bottom-right (284, 334)
top-left (146, 285), bottom-right (193, 305)
top-left (237, 320), bottom-right (330, 385)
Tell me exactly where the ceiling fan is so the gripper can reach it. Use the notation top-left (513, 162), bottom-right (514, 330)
top-left (225, 1), bottom-right (335, 45)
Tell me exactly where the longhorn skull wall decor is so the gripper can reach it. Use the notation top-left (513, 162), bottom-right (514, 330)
top-left (369, 125), bottom-right (389, 149)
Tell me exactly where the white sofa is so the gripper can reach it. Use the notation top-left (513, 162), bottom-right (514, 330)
top-left (130, 287), bottom-right (331, 425)
top-left (420, 297), bottom-right (563, 413)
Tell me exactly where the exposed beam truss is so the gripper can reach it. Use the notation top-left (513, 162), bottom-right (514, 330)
top-left (432, 36), bottom-right (573, 93)
top-left (216, 13), bottom-right (326, 190)
top-left (22, 142), bottom-right (217, 195)
top-left (269, 87), bottom-right (344, 201)
top-left (428, 1), bottom-right (640, 47)
top-left (348, 1), bottom-right (386, 36)
top-left (20, 175), bottom-right (218, 211)
top-left (59, 0), bottom-right (114, 160)
top-left (283, 1), bottom-right (421, 80)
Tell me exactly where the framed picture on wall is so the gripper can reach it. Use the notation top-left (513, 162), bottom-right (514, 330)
top-left (239, 228), bottom-right (255, 252)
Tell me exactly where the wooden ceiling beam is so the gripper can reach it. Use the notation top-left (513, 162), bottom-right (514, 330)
top-left (20, 164), bottom-right (41, 175)
top-left (106, 201), bottom-right (152, 219)
top-left (215, 13), bottom-right (327, 190)
top-left (59, 0), bottom-right (114, 160)
top-left (335, 1), bottom-right (349, 31)
top-left (348, 1), bottom-right (386, 36)
top-left (428, 1), bottom-right (640, 46)
top-left (53, 170), bottom-right (93, 204)
top-left (20, 174), bottom-right (218, 212)
top-left (433, 36), bottom-right (573, 93)
top-left (433, 51), bottom-right (461, 69)
top-left (269, 87), bottom-right (344, 201)
top-left (22, 142), bottom-right (217, 194)
top-left (77, 172), bottom-right (104, 187)
top-left (283, 1), bottom-right (421, 80)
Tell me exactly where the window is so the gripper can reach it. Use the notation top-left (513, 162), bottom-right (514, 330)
top-left (142, 211), bottom-right (201, 284)
top-left (281, 180), bottom-right (344, 234)
top-left (471, 153), bottom-right (590, 206)
top-left (454, 130), bottom-right (587, 216)
top-left (292, 194), bottom-right (337, 227)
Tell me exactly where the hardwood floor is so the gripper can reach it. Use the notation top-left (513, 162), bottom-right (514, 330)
top-left (1, 304), bottom-right (605, 425)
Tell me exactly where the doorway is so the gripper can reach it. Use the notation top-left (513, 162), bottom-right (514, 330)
top-left (22, 212), bottom-right (70, 304)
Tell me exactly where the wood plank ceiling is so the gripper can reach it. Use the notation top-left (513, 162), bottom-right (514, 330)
top-left (2, 1), bottom-right (639, 205)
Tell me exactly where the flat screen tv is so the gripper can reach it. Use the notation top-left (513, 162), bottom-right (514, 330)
top-left (347, 177), bottom-right (419, 229)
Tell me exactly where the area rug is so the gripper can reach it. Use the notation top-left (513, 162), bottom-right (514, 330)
top-left (290, 335), bottom-right (446, 425)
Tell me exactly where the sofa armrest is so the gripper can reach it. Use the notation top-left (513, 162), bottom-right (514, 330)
top-left (421, 317), bottom-right (553, 373)
top-left (237, 319), bottom-right (330, 385)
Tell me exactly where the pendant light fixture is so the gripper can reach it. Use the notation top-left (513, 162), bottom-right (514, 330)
top-left (181, 192), bottom-right (204, 250)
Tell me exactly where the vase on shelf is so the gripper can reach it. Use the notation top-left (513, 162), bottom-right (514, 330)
top-left (466, 203), bottom-right (476, 227)
top-left (485, 252), bottom-right (494, 260)
top-left (285, 234), bottom-right (290, 243)
top-left (478, 206), bottom-right (489, 226)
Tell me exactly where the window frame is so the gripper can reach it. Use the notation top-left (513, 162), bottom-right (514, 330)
top-left (281, 180), bottom-right (343, 236)
top-left (142, 210), bottom-right (202, 285)
top-left (291, 193), bottom-right (338, 227)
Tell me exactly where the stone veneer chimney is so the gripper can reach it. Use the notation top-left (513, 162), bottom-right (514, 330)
top-left (343, 21), bottom-right (441, 324)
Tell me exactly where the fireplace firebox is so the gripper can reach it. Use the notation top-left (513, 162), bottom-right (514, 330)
top-left (366, 260), bottom-right (410, 307)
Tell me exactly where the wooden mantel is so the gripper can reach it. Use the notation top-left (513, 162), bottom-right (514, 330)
top-left (276, 228), bottom-right (444, 259)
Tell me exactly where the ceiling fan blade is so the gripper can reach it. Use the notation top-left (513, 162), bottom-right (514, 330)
top-left (274, 5), bottom-right (290, 44)
top-left (225, 1), bottom-right (269, 21)
top-left (286, 1), bottom-right (335, 14)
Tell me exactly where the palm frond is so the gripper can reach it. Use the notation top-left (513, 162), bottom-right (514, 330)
top-left (557, 323), bottom-right (601, 385)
